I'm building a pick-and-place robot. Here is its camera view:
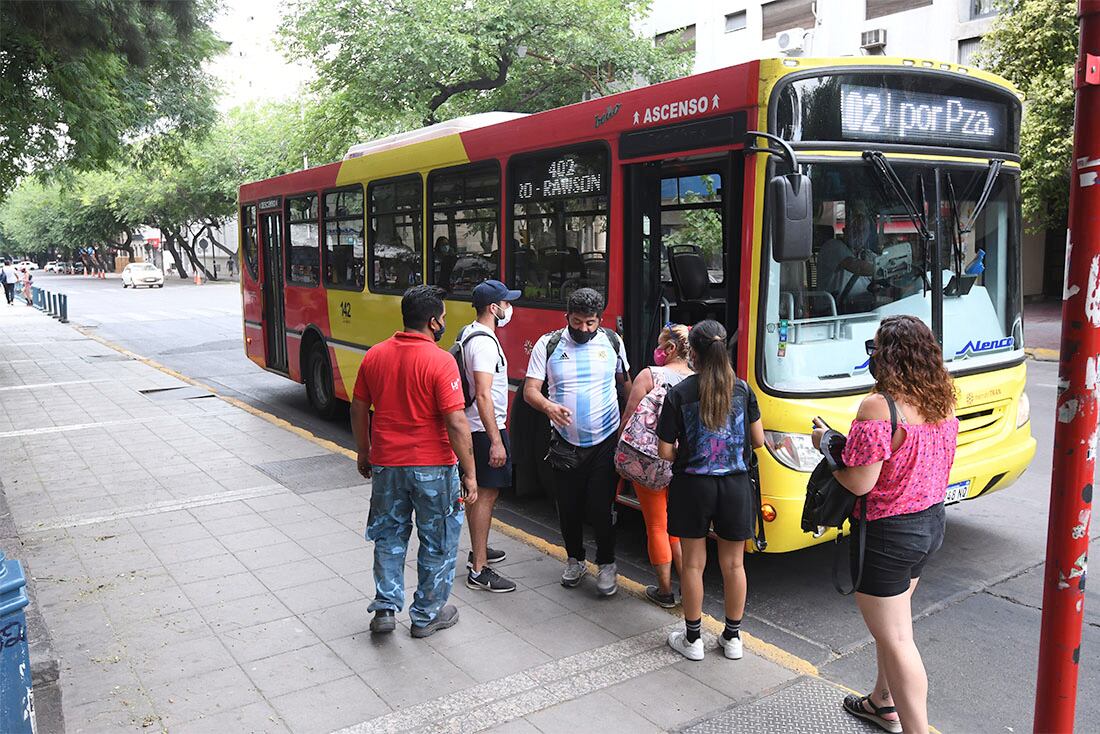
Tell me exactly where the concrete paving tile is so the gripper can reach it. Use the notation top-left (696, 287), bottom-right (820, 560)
top-left (318, 545), bottom-right (374, 577)
top-left (59, 657), bottom-right (142, 706)
top-left (243, 641), bottom-right (355, 698)
top-left (146, 664), bottom-right (262, 729)
top-left (166, 552), bottom-right (250, 584)
top-left (294, 529), bottom-right (368, 557)
top-left (128, 508), bottom-right (196, 532)
top-left (174, 700), bottom-right (289, 734)
top-left (199, 591), bottom-right (293, 633)
top-left (416, 602), bottom-right (504, 653)
top-left (64, 690), bottom-right (160, 733)
top-left (257, 503), bottom-right (330, 526)
top-left (672, 649), bottom-right (795, 703)
top-left (219, 526), bottom-right (292, 552)
top-left (437, 629), bottom-right (552, 683)
top-left (604, 665), bottom-right (733, 729)
top-left (138, 521), bottom-right (213, 548)
top-left (271, 575), bottom-right (363, 615)
top-left (483, 718), bottom-right (543, 733)
top-left (511, 612), bottom-right (621, 659)
top-left (245, 492), bottom-right (309, 512)
top-left (277, 515), bottom-right (352, 542)
top-left (151, 536), bottom-right (229, 565)
top-left (341, 570), bottom-right (377, 596)
top-left (221, 615), bottom-right (323, 665)
top-left (231, 539), bottom-right (311, 571)
top-left (79, 546), bottom-right (164, 579)
top-left (132, 634), bottom-right (237, 687)
top-left (299, 600), bottom-right (371, 641)
top-left (101, 583), bottom-right (194, 626)
top-left (327, 628), bottom-right (435, 675)
top-left (358, 645), bottom-right (477, 709)
top-left (187, 500), bottom-right (259, 522)
top-left (467, 588), bottom-right (571, 630)
top-left (524, 690), bottom-right (662, 734)
top-left (253, 557), bottom-right (337, 592)
top-left (180, 570), bottom-right (269, 607)
top-left (270, 674), bottom-right (390, 734)
top-left (202, 512), bottom-right (273, 537)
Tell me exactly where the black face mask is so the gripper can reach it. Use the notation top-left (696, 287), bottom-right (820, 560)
top-left (568, 326), bottom-right (596, 344)
top-left (867, 353), bottom-right (879, 379)
top-left (431, 317), bottom-right (446, 343)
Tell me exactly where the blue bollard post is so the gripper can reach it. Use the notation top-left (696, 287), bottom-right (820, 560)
top-left (0, 551), bottom-right (35, 734)
top-left (50, 294), bottom-right (58, 320)
top-left (58, 294), bottom-right (67, 324)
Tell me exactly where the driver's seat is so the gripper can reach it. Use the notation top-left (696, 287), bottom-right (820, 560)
top-left (667, 244), bottom-right (724, 322)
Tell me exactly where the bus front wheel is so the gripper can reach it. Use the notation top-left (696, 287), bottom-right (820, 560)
top-left (305, 341), bottom-right (338, 420)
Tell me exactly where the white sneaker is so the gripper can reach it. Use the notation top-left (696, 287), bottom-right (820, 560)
top-left (718, 633), bottom-right (743, 660)
top-left (596, 563), bottom-right (618, 596)
top-left (667, 629), bottom-right (704, 661)
top-left (561, 557), bottom-right (587, 587)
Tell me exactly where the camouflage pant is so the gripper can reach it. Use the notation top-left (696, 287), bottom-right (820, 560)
top-left (366, 464), bottom-right (464, 626)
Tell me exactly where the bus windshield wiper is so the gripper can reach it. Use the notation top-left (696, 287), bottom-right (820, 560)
top-left (862, 150), bottom-right (933, 291)
top-left (954, 159), bottom-right (1004, 236)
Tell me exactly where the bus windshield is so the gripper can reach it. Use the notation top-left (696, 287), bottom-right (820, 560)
top-left (761, 159), bottom-right (1022, 393)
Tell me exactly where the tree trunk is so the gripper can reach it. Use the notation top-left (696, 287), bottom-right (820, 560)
top-left (179, 236), bottom-right (214, 280)
top-left (162, 231), bottom-right (190, 278)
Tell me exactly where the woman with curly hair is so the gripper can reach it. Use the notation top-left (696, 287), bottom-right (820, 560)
top-left (813, 315), bottom-right (958, 734)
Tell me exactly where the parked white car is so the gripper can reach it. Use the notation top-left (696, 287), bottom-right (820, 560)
top-left (17, 261), bottom-right (38, 271)
top-left (122, 263), bottom-right (164, 288)
top-left (44, 261), bottom-right (59, 272)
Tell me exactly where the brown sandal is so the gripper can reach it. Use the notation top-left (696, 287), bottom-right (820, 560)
top-left (842, 693), bottom-right (902, 734)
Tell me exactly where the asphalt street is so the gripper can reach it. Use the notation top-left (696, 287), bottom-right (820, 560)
top-left (34, 271), bottom-right (1099, 732)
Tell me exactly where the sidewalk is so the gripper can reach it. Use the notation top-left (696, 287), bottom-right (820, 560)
top-left (0, 304), bottom-right (874, 734)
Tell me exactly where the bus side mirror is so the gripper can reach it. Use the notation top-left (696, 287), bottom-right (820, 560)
top-left (769, 173), bottom-right (813, 262)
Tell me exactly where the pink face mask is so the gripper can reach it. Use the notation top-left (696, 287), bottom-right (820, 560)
top-left (652, 345), bottom-right (669, 366)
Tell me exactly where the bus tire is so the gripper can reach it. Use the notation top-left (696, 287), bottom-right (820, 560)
top-left (305, 340), bottom-right (338, 420)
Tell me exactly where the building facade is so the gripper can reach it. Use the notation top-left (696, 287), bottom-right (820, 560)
top-left (638, 0), bottom-right (1048, 298)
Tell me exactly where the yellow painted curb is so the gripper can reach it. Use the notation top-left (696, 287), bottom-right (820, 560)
top-left (1025, 346), bottom-right (1059, 362)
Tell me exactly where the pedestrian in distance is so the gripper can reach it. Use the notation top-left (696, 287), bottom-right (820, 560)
top-left (523, 287), bottom-right (631, 596)
top-left (616, 323), bottom-right (693, 608)
top-left (812, 315), bottom-right (958, 734)
top-left (657, 319), bottom-right (764, 662)
top-left (351, 284), bottom-right (479, 639)
top-left (458, 279), bottom-right (521, 593)
top-left (21, 268), bottom-right (33, 306)
top-left (1, 259), bottom-right (17, 305)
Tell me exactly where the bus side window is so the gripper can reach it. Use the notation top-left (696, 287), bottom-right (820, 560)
top-left (323, 186), bottom-right (365, 292)
top-left (428, 163), bottom-right (500, 297)
top-left (368, 175), bottom-right (423, 293)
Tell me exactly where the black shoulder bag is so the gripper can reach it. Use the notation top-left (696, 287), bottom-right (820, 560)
top-left (740, 380), bottom-right (767, 552)
top-left (802, 394), bottom-right (898, 595)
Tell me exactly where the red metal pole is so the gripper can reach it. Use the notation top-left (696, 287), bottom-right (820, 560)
top-left (1034, 2), bottom-right (1100, 732)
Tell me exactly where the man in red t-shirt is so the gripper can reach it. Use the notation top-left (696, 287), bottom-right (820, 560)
top-left (351, 285), bottom-right (478, 638)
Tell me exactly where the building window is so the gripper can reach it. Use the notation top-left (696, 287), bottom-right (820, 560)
top-left (241, 205), bottom-right (258, 280)
top-left (725, 11), bottom-right (747, 33)
top-left (510, 147), bottom-right (609, 306)
top-left (762, 0), bottom-right (815, 39)
top-left (322, 187), bottom-right (365, 291)
top-left (865, 0), bottom-right (933, 21)
top-left (970, 0), bottom-right (997, 19)
top-left (368, 176), bottom-right (423, 293)
top-left (285, 194), bottom-right (319, 286)
top-left (958, 36), bottom-right (983, 66)
top-left (655, 24), bottom-right (696, 55)
top-left (429, 163), bottom-right (500, 297)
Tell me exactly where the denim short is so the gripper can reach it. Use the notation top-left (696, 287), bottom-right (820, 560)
top-left (850, 503), bottom-right (946, 597)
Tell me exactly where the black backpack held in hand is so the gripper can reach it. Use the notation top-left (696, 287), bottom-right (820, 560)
top-left (802, 394), bottom-right (898, 595)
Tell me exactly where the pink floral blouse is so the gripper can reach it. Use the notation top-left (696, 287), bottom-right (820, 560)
top-left (841, 417), bottom-right (960, 521)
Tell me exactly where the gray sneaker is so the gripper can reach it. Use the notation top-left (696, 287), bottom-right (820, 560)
top-left (596, 563), bottom-right (618, 596)
top-left (410, 604), bottom-right (459, 638)
top-left (561, 557), bottom-right (587, 587)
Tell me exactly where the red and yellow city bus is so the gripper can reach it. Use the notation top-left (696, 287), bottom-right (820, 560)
top-left (238, 56), bottom-right (1036, 552)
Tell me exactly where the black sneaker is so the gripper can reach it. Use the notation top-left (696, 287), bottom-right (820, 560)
top-left (410, 604), bottom-right (459, 638)
top-left (466, 566), bottom-right (517, 593)
top-left (369, 609), bottom-right (395, 633)
top-left (466, 547), bottom-right (507, 568)
top-left (645, 585), bottom-right (677, 609)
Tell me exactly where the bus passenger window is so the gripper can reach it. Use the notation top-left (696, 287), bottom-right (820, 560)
top-left (429, 164), bottom-right (499, 296)
top-left (661, 173), bottom-right (724, 285)
top-left (509, 147), bottom-right (608, 305)
top-left (286, 195), bottom-right (320, 286)
top-left (322, 187), bottom-right (365, 291)
top-left (369, 176), bottom-right (423, 293)
top-left (241, 204), bottom-right (258, 280)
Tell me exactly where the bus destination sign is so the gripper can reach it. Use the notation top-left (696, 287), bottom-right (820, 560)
top-left (840, 84), bottom-right (1007, 149)
top-left (514, 151), bottom-right (606, 202)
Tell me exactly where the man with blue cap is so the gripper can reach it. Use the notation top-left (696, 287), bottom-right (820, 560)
top-left (459, 279), bottom-right (522, 592)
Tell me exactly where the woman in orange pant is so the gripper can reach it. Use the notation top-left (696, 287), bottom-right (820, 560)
top-left (620, 324), bottom-right (692, 607)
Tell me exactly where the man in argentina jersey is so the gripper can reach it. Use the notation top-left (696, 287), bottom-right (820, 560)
top-left (524, 288), bottom-right (631, 596)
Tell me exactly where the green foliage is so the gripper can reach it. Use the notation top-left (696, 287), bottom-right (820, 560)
top-left (0, 0), bottom-right (225, 198)
top-left (979, 0), bottom-right (1077, 229)
top-left (279, 0), bottom-right (688, 146)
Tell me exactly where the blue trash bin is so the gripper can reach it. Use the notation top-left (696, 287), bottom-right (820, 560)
top-left (0, 553), bottom-right (35, 734)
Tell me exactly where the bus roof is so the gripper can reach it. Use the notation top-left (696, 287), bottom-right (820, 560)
top-left (343, 112), bottom-right (528, 160)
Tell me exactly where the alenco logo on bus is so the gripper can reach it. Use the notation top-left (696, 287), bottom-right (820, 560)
top-left (632, 94), bottom-right (720, 126)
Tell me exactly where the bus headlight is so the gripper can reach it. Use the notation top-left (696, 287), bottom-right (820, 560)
top-left (763, 431), bottom-right (820, 472)
top-left (1016, 391), bottom-right (1031, 428)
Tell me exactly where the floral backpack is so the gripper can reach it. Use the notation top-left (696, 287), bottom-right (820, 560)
top-left (615, 368), bottom-right (677, 489)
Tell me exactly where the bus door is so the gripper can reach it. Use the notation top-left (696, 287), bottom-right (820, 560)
top-left (260, 212), bottom-right (288, 373)
top-left (623, 162), bottom-right (664, 371)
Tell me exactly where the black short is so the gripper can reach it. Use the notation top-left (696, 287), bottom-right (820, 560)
top-left (471, 429), bottom-right (512, 489)
top-left (667, 472), bottom-right (753, 541)
top-left (850, 503), bottom-right (946, 597)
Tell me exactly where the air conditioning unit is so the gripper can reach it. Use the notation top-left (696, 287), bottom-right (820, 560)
top-left (775, 27), bottom-right (807, 54)
top-left (861, 28), bottom-right (887, 51)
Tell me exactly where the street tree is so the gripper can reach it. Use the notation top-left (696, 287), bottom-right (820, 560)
top-left (980, 0), bottom-right (1078, 230)
top-left (0, 0), bottom-right (224, 198)
top-left (279, 0), bottom-right (687, 147)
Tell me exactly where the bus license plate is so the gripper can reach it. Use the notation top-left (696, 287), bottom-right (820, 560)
top-left (945, 480), bottom-right (971, 505)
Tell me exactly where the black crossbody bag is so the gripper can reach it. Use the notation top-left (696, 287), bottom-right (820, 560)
top-left (802, 394), bottom-right (898, 595)
top-left (740, 380), bottom-right (767, 552)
